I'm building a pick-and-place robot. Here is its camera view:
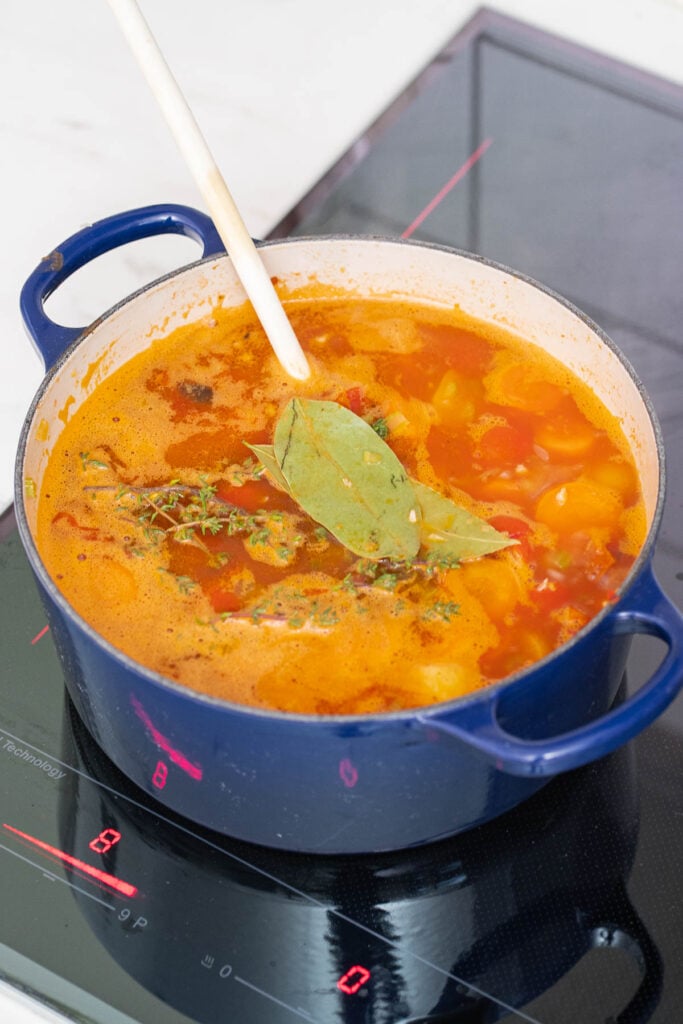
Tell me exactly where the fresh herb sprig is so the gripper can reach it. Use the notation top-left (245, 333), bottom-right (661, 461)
top-left (114, 479), bottom-right (298, 555)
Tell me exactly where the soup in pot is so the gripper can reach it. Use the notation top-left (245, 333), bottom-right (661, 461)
top-left (33, 295), bottom-right (646, 714)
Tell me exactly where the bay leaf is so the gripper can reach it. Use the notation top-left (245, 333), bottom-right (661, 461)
top-left (412, 480), bottom-right (516, 561)
top-left (273, 398), bottom-right (421, 560)
top-left (243, 442), bottom-right (291, 493)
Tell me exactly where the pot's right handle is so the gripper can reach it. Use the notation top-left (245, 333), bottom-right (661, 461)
top-left (20, 203), bottom-right (225, 371)
top-left (417, 567), bottom-right (683, 777)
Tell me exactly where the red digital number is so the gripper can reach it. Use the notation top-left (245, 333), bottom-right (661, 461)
top-left (337, 965), bottom-right (371, 995)
top-left (88, 828), bottom-right (122, 854)
top-left (338, 758), bottom-right (359, 788)
top-left (152, 760), bottom-right (168, 790)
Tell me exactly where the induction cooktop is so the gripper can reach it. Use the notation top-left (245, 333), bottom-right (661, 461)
top-left (1, 10), bottom-right (682, 1023)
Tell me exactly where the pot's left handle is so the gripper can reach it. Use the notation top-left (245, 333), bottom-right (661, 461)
top-left (417, 567), bottom-right (683, 777)
top-left (20, 204), bottom-right (225, 371)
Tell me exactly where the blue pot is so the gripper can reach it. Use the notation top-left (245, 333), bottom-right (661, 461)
top-left (15, 204), bottom-right (683, 853)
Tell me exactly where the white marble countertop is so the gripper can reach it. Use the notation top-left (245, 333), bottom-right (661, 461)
top-left (1, 0), bottom-right (682, 1019)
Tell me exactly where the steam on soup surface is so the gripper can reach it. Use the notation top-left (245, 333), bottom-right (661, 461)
top-left (35, 296), bottom-right (646, 715)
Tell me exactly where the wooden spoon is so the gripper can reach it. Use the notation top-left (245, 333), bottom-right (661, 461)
top-left (106, 0), bottom-right (310, 381)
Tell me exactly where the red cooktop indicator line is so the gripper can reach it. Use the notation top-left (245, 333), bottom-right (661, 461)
top-left (130, 695), bottom-right (204, 781)
top-left (31, 624), bottom-right (50, 645)
top-left (2, 823), bottom-right (138, 897)
top-left (401, 136), bottom-right (493, 239)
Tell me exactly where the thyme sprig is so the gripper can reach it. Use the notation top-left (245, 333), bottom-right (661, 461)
top-left (339, 551), bottom-right (461, 595)
top-left (114, 479), bottom-right (294, 553)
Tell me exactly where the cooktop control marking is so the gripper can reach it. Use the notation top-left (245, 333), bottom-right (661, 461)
top-left (401, 136), bottom-right (493, 238)
top-left (0, 840), bottom-right (116, 911)
top-left (2, 824), bottom-right (138, 898)
top-left (233, 974), bottom-right (318, 1022)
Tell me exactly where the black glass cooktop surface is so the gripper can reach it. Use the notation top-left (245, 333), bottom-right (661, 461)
top-left (1, 10), bottom-right (682, 1024)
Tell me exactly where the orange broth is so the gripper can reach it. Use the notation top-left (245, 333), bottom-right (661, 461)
top-left (36, 297), bottom-right (646, 714)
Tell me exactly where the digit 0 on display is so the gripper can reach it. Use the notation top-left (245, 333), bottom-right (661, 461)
top-left (337, 965), bottom-right (371, 995)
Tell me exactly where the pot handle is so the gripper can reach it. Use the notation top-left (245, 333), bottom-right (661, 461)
top-left (416, 566), bottom-right (683, 777)
top-left (20, 203), bottom-right (225, 371)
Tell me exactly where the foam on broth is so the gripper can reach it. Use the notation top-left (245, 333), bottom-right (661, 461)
top-left (31, 291), bottom-right (648, 715)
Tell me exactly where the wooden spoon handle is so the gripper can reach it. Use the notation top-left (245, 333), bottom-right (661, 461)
top-left (106, 0), bottom-right (310, 381)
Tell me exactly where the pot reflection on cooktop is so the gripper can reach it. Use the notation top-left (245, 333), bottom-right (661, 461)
top-left (52, 689), bottom-right (659, 1024)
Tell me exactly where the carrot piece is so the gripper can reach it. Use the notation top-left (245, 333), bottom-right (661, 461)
top-left (534, 400), bottom-right (597, 461)
top-left (487, 362), bottom-right (565, 415)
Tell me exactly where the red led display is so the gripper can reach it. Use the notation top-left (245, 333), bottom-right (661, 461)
top-left (401, 137), bottom-right (493, 239)
top-left (152, 760), bottom-right (168, 790)
top-left (30, 624), bottom-right (50, 646)
top-left (3, 823), bottom-right (138, 897)
top-left (130, 695), bottom-right (203, 781)
top-left (89, 828), bottom-right (122, 854)
top-left (337, 965), bottom-right (371, 995)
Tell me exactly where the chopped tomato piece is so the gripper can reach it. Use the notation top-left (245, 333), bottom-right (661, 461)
top-left (335, 386), bottom-right (365, 415)
top-left (534, 399), bottom-right (597, 461)
top-left (486, 515), bottom-right (532, 557)
top-left (345, 386), bottom-right (364, 415)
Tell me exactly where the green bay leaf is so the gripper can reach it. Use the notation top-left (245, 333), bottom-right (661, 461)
top-left (273, 398), bottom-right (421, 560)
top-left (243, 442), bottom-right (291, 493)
top-left (413, 480), bottom-right (516, 561)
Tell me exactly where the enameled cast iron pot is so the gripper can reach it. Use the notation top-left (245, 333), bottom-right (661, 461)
top-left (16, 204), bottom-right (683, 854)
